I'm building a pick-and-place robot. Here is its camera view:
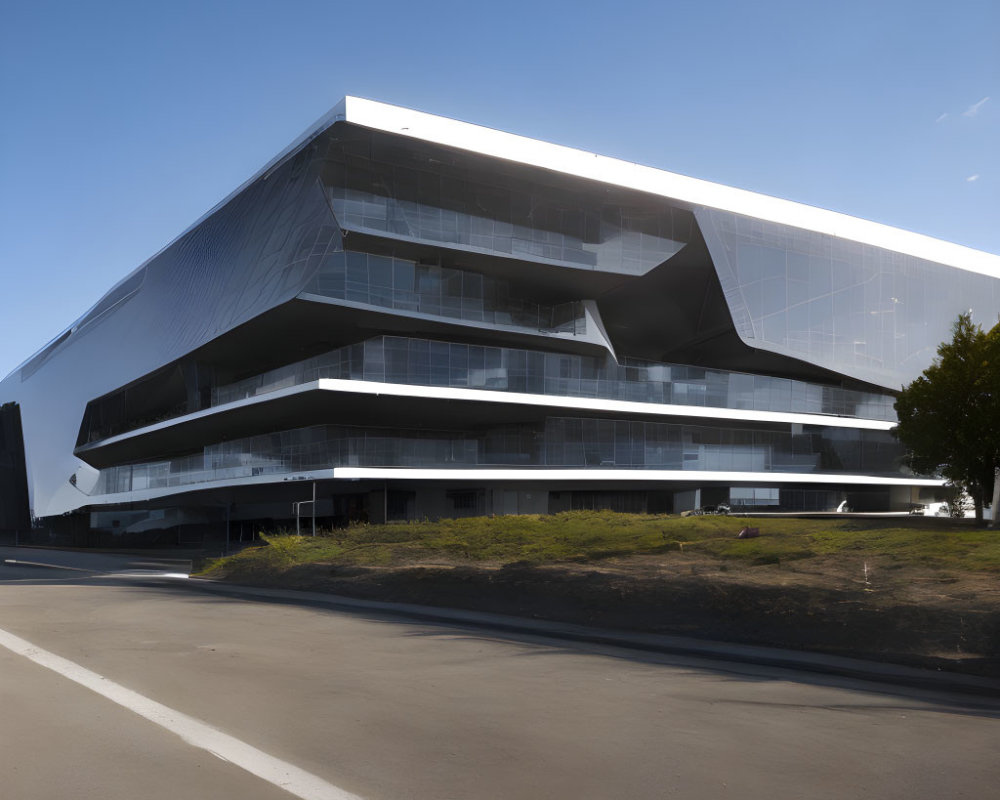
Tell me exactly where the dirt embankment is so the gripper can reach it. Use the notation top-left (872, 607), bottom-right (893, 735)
top-left (211, 552), bottom-right (1000, 677)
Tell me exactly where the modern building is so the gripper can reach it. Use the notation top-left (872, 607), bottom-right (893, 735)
top-left (3, 97), bottom-right (999, 542)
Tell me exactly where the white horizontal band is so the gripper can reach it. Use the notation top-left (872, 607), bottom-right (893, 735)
top-left (82, 378), bottom-right (894, 454)
top-left (314, 379), bottom-right (896, 430)
top-left (85, 466), bottom-right (943, 508)
top-left (332, 467), bottom-right (943, 487)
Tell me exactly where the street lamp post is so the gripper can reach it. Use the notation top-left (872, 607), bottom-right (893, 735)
top-left (292, 482), bottom-right (318, 536)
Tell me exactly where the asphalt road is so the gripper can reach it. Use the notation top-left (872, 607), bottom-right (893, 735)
top-left (1, 547), bottom-right (999, 799)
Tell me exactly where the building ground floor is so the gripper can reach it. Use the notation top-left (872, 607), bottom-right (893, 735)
top-left (6, 477), bottom-right (949, 550)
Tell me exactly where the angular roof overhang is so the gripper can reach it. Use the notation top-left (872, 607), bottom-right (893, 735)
top-left (326, 98), bottom-right (997, 280)
top-left (333, 97), bottom-right (999, 278)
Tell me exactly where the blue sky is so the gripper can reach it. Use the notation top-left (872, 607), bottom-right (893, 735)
top-left (1, 0), bottom-right (997, 379)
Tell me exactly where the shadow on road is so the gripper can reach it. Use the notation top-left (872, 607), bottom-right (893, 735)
top-left (164, 579), bottom-right (1000, 717)
top-left (4, 544), bottom-right (999, 718)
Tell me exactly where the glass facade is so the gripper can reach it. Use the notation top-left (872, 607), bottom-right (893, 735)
top-left (321, 136), bottom-right (688, 275)
top-left (304, 250), bottom-right (585, 334)
top-left (92, 417), bottom-right (905, 496)
top-left (212, 336), bottom-right (896, 421)
top-left (16, 102), bottom-right (978, 522)
top-left (698, 207), bottom-right (1000, 388)
top-left (729, 487), bottom-right (780, 508)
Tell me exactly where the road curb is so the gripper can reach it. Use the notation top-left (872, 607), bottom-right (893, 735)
top-left (184, 577), bottom-right (1000, 700)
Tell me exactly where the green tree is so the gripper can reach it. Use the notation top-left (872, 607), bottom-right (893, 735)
top-left (894, 313), bottom-right (1000, 525)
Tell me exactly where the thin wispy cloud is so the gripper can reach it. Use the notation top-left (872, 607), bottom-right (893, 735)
top-left (966, 174), bottom-right (980, 182)
top-left (962, 97), bottom-right (990, 117)
top-left (935, 112), bottom-right (949, 123)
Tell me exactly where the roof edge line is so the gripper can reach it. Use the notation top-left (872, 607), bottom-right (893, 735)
top-left (341, 96), bottom-right (1000, 276)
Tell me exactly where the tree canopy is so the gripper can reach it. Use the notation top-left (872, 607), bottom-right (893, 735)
top-left (894, 313), bottom-right (1000, 524)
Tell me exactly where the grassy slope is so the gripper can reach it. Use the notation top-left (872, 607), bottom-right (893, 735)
top-left (198, 511), bottom-right (1000, 578)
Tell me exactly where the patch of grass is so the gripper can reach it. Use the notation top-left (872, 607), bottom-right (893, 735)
top-left (194, 511), bottom-right (1000, 579)
top-left (803, 525), bottom-right (1000, 571)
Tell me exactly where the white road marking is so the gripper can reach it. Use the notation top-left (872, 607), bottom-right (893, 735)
top-left (0, 626), bottom-right (363, 800)
top-left (3, 558), bottom-right (93, 571)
